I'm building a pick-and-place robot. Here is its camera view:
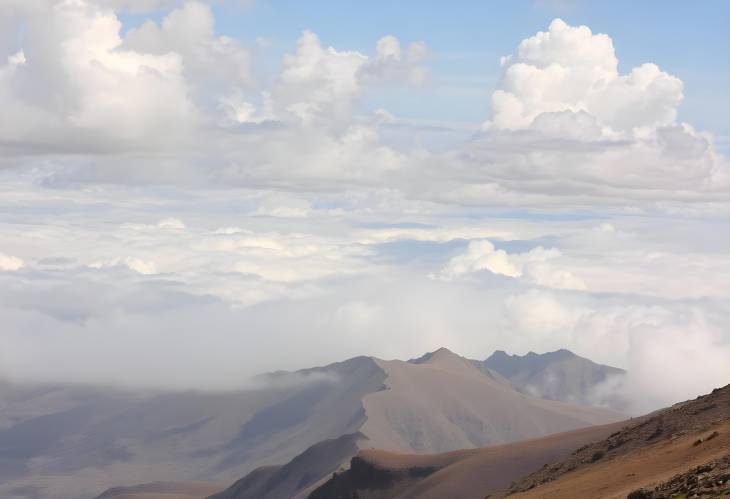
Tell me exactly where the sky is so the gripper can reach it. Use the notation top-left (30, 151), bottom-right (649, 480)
top-left (0, 0), bottom-right (729, 414)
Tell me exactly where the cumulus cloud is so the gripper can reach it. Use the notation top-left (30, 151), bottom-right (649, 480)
top-left (89, 257), bottom-right (158, 275)
top-left (488, 18), bottom-right (683, 133)
top-left (122, 1), bottom-right (254, 94)
top-left (157, 217), bottom-right (186, 229)
top-left (0, 252), bottom-right (24, 271)
top-left (438, 239), bottom-right (586, 290)
top-left (0, 0), bottom-right (194, 148)
top-left (223, 30), bottom-right (428, 126)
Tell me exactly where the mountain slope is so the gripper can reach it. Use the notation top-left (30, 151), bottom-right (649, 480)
top-left (361, 348), bottom-right (623, 452)
top-left (6, 348), bottom-right (623, 499)
top-left (506, 382), bottom-right (730, 498)
top-left (308, 421), bottom-right (627, 499)
top-left (0, 356), bottom-right (386, 499)
top-left (208, 433), bottom-right (363, 499)
top-left (309, 384), bottom-right (730, 499)
top-left (204, 348), bottom-right (624, 499)
top-left (482, 349), bottom-right (626, 408)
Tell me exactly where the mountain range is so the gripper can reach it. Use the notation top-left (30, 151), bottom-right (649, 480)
top-left (0, 347), bottom-right (622, 499)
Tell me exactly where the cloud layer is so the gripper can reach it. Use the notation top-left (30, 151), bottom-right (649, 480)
top-left (0, 3), bottom-right (727, 414)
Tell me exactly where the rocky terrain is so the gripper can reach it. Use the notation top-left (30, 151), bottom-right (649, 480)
top-left (628, 454), bottom-right (730, 498)
top-left (506, 383), bottom-right (730, 498)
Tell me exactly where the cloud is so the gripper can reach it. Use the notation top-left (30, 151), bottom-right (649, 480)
top-left (488, 18), bottom-right (683, 133)
top-left (89, 257), bottom-right (158, 275)
top-left (438, 239), bottom-right (586, 290)
top-left (224, 30), bottom-right (428, 126)
top-left (0, 0), bottom-right (194, 149)
top-left (156, 217), bottom-right (186, 229)
top-left (122, 1), bottom-right (254, 93)
top-left (0, 7), bottom-right (726, 418)
top-left (0, 252), bottom-right (24, 271)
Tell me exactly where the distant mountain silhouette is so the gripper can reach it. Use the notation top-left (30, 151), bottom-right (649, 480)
top-left (482, 348), bottom-right (626, 408)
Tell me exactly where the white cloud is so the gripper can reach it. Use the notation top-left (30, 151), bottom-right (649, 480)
top-left (0, 7), bottom-right (726, 417)
top-left (0, 252), bottom-right (24, 271)
top-left (225, 30), bottom-right (428, 126)
top-left (89, 257), bottom-right (158, 275)
top-left (439, 240), bottom-right (521, 278)
top-left (438, 239), bottom-right (585, 290)
top-left (0, 0), bottom-right (195, 148)
top-left (488, 18), bottom-right (683, 134)
top-left (156, 217), bottom-right (186, 229)
top-left (122, 1), bottom-right (254, 92)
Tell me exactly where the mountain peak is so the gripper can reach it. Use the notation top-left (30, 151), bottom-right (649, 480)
top-left (409, 347), bottom-right (465, 366)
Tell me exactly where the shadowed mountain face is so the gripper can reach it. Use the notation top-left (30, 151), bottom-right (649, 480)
top-left (0, 357), bottom-right (386, 499)
top-left (482, 349), bottom-right (626, 409)
top-left (208, 433), bottom-right (364, 499)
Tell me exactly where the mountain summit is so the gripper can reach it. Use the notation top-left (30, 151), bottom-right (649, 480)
top-left (482, 348), bottom-right (626, 408)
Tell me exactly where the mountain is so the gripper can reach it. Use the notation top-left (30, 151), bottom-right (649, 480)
top-left (205, 348), bottom-right (623, 499)
top-left (308, 383), bottom-right (730, 499)
top-left (0, 357), bottom-right (385, 499)
top-left (482, 348), bottom-right (626, 408)
top-left (307, 422), bottom-right (628, 499)
top-left (0, 348), bottom-right (623, 499)
top-left (505, 382), bottom-right (730, 498)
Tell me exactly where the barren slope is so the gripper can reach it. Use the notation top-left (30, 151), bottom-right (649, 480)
top-left (507, 383), bottom-right (730, 498)
top-left (2, 356), bottom-right (386, 499)
top-left (361, 348), bottom-right (624, 453)
top-left (308, 421), bottom-right (627, 499)
top-left (214, 348), bottom-right (623, 499)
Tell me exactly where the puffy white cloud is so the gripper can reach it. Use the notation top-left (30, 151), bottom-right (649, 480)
top-left (122, 1), bottom-right (254, 92)
top-left (0, 0), bottom-right (194, 147)
top-left (225, 30), bottom-right (428, 126)
top-left (489, 18), bottom-right (683, 133)
top-left (0, 252), bottom-right (24, 271)
top-left (438, 239), bottom-right (585, 290)
top-left (89, 257), bottom-right (158, 275)
top-left (358, 35), bottom-right (429, 85)
top-left (156, 217), bottom-right (186, 229)
top-left (439, 240), bottom-right (521, 278)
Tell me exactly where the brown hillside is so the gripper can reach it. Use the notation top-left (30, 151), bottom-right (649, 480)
top-left (506, 383), bottom-right (730, 496)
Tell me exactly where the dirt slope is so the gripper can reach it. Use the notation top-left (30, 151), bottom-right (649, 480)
top-left (510, 420), bottom-right (730, 498)
top-left (307, 421), bottom-right (627, 499)
top-left (208, 433), bottom-right (363, 499)
top-left (199, 348), bottom-right (623, 499)
top-left (507, 383), bottom-right (730, 498)
top-left (361, 348), bottom-right (624, 453)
